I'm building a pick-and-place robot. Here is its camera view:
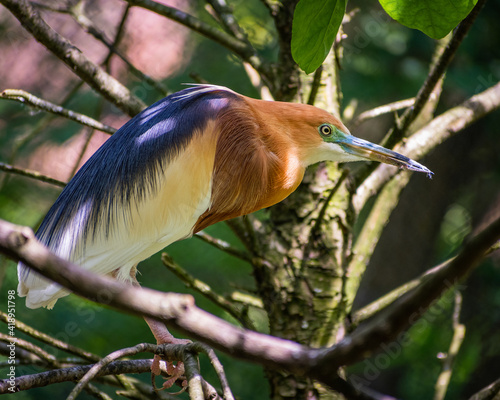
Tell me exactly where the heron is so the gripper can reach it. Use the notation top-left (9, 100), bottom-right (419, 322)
top-left (17, 85), bottom-right (431, 383)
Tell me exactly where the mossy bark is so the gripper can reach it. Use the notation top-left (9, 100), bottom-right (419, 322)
top-left (251, 164), bottom-right (355, 399)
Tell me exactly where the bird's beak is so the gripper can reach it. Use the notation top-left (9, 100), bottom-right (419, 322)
top-left (339, 135), bottom-right (433, 177)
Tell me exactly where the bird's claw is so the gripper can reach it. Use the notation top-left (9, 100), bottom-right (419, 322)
top-left (151, 340), bottom-right (191, 393)
top-left (152, 355), bottom-right (188, 392)
top-left (161, 360), bottom-right (187, 392)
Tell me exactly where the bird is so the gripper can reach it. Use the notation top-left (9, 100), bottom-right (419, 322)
top-left (17, 84), bottom-right (431, 370)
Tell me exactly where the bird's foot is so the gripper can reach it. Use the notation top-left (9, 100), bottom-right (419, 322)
top-left (152, 337), bottom-right (191, 392)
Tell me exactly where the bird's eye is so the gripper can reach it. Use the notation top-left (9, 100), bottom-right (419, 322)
top-left (319, 124), bottom-right (333, 137)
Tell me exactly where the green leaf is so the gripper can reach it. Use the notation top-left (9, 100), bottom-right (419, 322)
top-left (379, 0), bottom-right (477, 39)
top-left (291, 0), bottom-right (347, 74)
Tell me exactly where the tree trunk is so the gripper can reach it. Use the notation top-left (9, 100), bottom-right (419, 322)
top-left (253, 164), bottom-right (353, 399)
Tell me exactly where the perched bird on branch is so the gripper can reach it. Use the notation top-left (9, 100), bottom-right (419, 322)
top-left (17, 84), bottom-right (431, 370)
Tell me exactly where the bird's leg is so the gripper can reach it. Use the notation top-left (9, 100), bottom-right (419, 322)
top-left (130, 266), bottom-right (190, 390)
top-left (144, 316), bottom-right (190, 390)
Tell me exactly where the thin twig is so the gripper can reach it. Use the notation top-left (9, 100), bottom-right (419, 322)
top-left (0, 89), bottom-right (116, 134)
top-left (201, 344), bottom-right (235, 400)
top-left (183, 350), bottom-right (204, 400)
top-left (4, 81), bottom-right (85, 180)
top-left (102, 3), bottom-right (131, 66)
top-left (69, 127), bottom-right (94, 178)
top-left (354, 81), bottom-right (500, 213)
top-left (301, 170), bottom-right (348, 270)
top-left (0, 341), bottom-right (45, 367)
top-left (205, 0), bottom-right (247, 41)
top-left (351, 98), bottom-right (415, 127)
top-left (225, 217), bottom-right (259, 255)
top-left (382, 0), bottom-right (486, 149)
top-left (307, 66), bottom-right (323, 105)
top-left (0, 162), bottom-right (66, 188)
top-left (433, 291), bottom-right (466, 400)
top-left (258, 0), bottom-right (277, 14)
top-left (195, 231), bottom-right (251, 262)
top-left (161, 254), bottom-right (256, 330)
top-left (0, 333), bottom-right (59, 368)
top-left (468, 376), bottom-right (500, 400)
top-left (67, 343), bottom-right (160, 400)
top-left (66, 2), bottom-right (168, 96)
top-left (188, 72), bottom-right (209, 84)
top-left (351, 240), bottom-right (500, 329)
top-left (83, 383), bottom-right (113, 400)
top-left (0, 359), bottom-right (155, 394)
top-left (229, 291), bottom-right (264, 308)
top-left (125, 0), bottom-right (272, 82)
top-left (0, 310), bottom-right (99, 362)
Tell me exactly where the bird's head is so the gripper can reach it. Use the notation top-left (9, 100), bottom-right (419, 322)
top-left (258, 101), bottom-right (432, 177)
top-left (307, 119), bottom-right (432, 176)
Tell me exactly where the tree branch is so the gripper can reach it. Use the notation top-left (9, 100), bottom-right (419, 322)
top-left (306, 66), bottom-right (323, 106)
top-left (354, 81), bottom-right (500, 213)
top-left (201, 344), bottom-right (234, 400)
top-left (0, 162), bottom-right (66, 188)
top-left (0, 359), bottom-right (154, 393)
top-left (66, 343), bottom-right (165, 400)
top-left (205, 0), bottom-right (247, 42)
top-left (195, 231), bottom-right (251, 262)
top-left (0, 219), bottom-right (313, 374)
top-left (382, 0), bottom-right (486, 149)
top-left (350, 239), bottom-right (500, 328)
top-left (433, 291), bottom-right (465, 400)
top-left (125, 0), bottom-right (273, 85)
top-left (350, 259), bottom-right (448, 328)
top-left (0, 332), bottom-right (59, 368)
top-left (0, 310), bottom-right (100, 362)
top-left (351, 98), bottom-right (415, 127)
top-left (161, 253), bottom-right (256, 330)
top-left (0, 89), bottom-right (116, 134)
top-left (63, 2), bottom-right (168, 97)
top-left (1, 216), bottom-right (498, 392)
top-left (102, 3), bottom-right (131, 67)
top-left (0, 0), bottom-right (145, 117)
top-left (311, 216), bottom-right (500, 378)
top-left (5, 81), bottom-right (85, 173)
top-left (469, 376), bottom-right (500, 400)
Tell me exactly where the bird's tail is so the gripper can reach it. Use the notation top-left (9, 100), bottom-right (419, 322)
top-left (17, 263), bottom-right (69, 309)
top-left (17, 199), bottom-right (85, 309)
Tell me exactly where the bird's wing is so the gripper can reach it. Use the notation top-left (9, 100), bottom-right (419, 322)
top-left (17, 86), bottom-right (237, 309)
top-left (18, 133), bottom-right (216, 308)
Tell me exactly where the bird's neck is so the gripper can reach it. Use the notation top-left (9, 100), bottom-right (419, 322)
top-left (193, 100), bottom-right (306, 232)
